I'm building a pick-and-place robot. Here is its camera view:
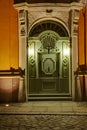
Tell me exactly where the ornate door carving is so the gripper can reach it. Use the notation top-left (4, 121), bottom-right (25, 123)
top-left (28, 30), bottom-right (70, 95)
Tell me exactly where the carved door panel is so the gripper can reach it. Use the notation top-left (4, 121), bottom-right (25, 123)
top-left (38, 53), bottom-right (59, 77)
top-left (38, 53), bottom-right (59, 93)
top-left (28, 31), bottom-right (70, 96)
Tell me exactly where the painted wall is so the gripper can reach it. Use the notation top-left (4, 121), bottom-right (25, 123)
top-left (78, 5), bottom-right (87, 66)
top-left (0, 0), bottom-right (18, 70)
top-left (85, 5), bottom-right (87, 66)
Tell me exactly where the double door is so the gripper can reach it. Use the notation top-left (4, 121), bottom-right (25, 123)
top-left (28, 31), bottom-right (70, 98)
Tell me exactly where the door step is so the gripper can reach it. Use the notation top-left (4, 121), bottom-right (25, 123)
top-left (28, 94), bottom-right (72, 101)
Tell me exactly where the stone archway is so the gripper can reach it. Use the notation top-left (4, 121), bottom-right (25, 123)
top-left (27, 20), bottom-right (71, 100)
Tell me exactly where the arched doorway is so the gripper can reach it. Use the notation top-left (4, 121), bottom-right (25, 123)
top-left (27, 20), bottom-right (71, 100)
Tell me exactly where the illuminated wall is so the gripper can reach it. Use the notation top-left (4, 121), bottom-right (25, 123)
top-left (85, 5), bottom-right (87, 66)
top-left (0, 0), bottom-right (87, 70)
top-left (78, 5), bottom-right (87, 66)
top-left (0, 0), bottom-right (18, 70)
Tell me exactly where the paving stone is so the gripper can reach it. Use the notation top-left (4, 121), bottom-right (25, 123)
top-left (0, 115), bottom-right (87, 130)
top-left (0, 101), bottom-right (87, 129)
top-left (1, 101), bottom-right (87, 114)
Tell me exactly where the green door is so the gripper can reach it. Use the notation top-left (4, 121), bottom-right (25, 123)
top-left (27, 21), bottom-right (70, 100)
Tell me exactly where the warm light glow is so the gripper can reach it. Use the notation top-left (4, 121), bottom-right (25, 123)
top-left (5, 104), bottom-right (9, 107)
top-left (28, 48), bottom-right (34, 56)
top-left (63, 48), bottom-right (70, 56)
top-left (0, 0), bottom-right (18, 69)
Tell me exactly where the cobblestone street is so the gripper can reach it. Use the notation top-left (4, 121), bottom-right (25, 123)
top-left (0, 114), bottom-right (87, 130)
top-left (0, 101), bottom-right (87, 130)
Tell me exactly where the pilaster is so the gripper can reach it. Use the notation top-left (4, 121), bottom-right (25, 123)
top-left (14, 3), bottom-right (28, 70)
top-left (70, 9), bottom-right (80, 100)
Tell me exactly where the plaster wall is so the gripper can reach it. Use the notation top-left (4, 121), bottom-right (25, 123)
top-left (0, 0), bottom-right (18, 70)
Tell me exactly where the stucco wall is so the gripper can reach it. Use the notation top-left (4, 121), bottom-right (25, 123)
top-left (0, 0), bottom-right (18, 70)
top-left (78, 6), bottom-right (87, 66)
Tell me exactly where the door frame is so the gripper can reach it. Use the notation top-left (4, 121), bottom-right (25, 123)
top-left (27, 19), bottom-right (72, 99)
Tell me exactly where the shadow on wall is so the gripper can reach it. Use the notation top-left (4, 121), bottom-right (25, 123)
top-left (0, 68), bottom-right (25, 103)
top-left (14, 0), bottom-right (80, 4)
top-left (75, 64), bottom-right (87, 101)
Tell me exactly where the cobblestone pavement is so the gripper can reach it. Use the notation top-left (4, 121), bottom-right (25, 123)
top-left (0, 114), bottom-right (87, 130)
top-left (0, 101), bottom-right (87, 130)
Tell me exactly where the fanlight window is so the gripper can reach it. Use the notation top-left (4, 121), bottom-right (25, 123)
top-left (39, 31), bottom-right (59, 49)
top-left (29, 20), bottom-right (69, 37)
